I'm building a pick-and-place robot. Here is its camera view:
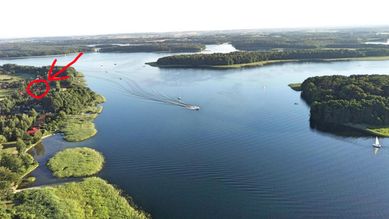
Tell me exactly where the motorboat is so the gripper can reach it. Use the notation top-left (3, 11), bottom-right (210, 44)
top-left (185, 105), bottom-right (200, 111)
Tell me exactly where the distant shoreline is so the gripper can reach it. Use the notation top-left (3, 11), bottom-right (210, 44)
top-left (147, 56), bottom-right (389, 69)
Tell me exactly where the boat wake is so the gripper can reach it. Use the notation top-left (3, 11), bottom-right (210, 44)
top-left (88, 68), bottom-right (200, 111)
top-left (121, 79), bottom-right (200, 110)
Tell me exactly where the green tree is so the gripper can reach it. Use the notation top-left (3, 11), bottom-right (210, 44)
top-left (0, 167), bottom-right (18, 201)
top-left (0, 135), bottom-right (7, 144)
top-left (0, 153), bottom-right (24, 173)
top-left (32, 130), bottom-right (43, 143)
top-left (16, 138), bottom-right (27, 153)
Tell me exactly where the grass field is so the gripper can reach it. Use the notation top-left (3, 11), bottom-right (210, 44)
top-left (0, 73), bottom-right (25, 82)
top-left (60, 114), bottom-right (98, 142)
top-left (12, 177), bottom-right (149, 219)
top-left (0, 73), bottom-right (25, 99)
top-left (47, 147), bottom-right (104, 178)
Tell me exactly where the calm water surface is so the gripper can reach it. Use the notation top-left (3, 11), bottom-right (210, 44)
top-left (2, 47), bottom-right (389, 218)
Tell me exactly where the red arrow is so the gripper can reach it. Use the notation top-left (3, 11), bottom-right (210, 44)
top-left (47, 52), bottom-right (83, 81)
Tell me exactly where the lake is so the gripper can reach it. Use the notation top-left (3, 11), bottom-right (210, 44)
top-left (2, 47), bottom-right (389, 218)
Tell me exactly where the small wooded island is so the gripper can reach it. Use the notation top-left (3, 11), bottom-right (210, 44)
top-left (147, 49), bottom-right (389, 69)
top-left (293, 75), bottom-right (389, 136)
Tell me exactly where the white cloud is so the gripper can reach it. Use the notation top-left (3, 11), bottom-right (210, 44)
top-left (1, 0), bottom-right (389, 38)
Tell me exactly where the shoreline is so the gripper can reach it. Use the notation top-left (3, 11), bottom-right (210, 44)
top-left (12, 133), bottom-right (54, 189)
top-left (15, 105), bottom-right (105, 190)
top-left (147, 56), bottom-right (389, 69)
top-left (343, 123), bottom-right (389, 137)
top-left (25, 132), bottom-right (53, 153)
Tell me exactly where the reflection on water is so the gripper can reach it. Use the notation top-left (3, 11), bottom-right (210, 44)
top-left (374, 147), bottom-right (380, 155)
top-left (28, 142), bottom-right (45, 157)
top-left (2, 48), bottom-right (389, 218)
top-left (365, 39), bottom-right (389, 45)
top-left (309, 120), bottom-right (372, 138)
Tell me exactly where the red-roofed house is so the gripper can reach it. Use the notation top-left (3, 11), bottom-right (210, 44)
top-left (27, 127), bottom-right (39, 135)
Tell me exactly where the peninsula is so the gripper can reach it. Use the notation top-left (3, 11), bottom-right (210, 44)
top-left (293, 75), bottom-right (389, 137)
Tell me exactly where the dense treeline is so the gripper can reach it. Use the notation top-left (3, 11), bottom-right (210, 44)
top-left (231, 39), bottom-right (317, 50)
top-left (300, 75), bottom-right (389, 126)
top-left (99, 43), bottom-right (205, 53)
top-left (0, 43), bottom-right (92, 58)
top-left (229, 30), bottom-right (389, 51)
top-left (0, 152), bottom-right (36, 203)
top-left (155, 49), bottom-right (389, 66)
top-left (42, 86), bottom-right (102, 114)
top-left (2, 27), bottom-right (389, 58)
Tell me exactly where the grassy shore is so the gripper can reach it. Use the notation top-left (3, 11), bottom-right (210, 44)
top-left (367, 127), bottom-right (389, 137)
top-left (288, 83), bottom-right (302, 91)
top-left (58, 94), bottom-right (105, 142)
top-left (147, 56), bottom-right (389, 69)
top-left (12, 177), bottom-right (149, 219)
top-left (344, 123), bottom-right (389, 137)
top-left (60, 114), bottom-right (98, 142)
top-left (47, 147), bottom-right (104, 178)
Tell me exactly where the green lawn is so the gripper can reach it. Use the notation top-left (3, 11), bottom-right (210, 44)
top-left (0, 73), bottom-right (25, 82)
top-left (60, 114), bottom-right (98, 142)
top-left (0, 73), bottom-right (25, 99)
top-left (47, 147), bottom-right (104, 178)
top-left (12, 177), bottom-right (149, 219)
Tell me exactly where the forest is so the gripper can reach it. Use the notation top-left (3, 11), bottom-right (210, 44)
top-left (300, 75), bottom-right (389, 126)
top-left (99, 43), bottom-right (205, 53)
top-left (0, 43), bottom-right (92, 58)
top-left (153, 49), bottom-right (389, 67)
top-left (229, 30), bottom-right (389, 51)
top-left (1, 27), bottom-right (389, 58)
top-left (0, 64), bottom-right (104, 214)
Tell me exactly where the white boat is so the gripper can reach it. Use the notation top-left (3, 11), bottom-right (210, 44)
top-left (372, 137), bottom-right (382, 148)
top-left (185, 105), bottom-right (200, 111)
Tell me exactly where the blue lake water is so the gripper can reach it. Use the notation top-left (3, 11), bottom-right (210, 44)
top-left (2, 49), bottom-right (389, 218)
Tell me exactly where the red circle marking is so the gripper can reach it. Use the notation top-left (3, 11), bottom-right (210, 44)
top-left (26, 79), bottom-right (50, 99)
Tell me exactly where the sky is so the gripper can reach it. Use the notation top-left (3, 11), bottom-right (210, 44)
top-left (1, 0), bottom-right (389, 38)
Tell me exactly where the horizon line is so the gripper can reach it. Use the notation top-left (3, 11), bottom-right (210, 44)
top-left (1, 25), bottom-right (389, 41)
